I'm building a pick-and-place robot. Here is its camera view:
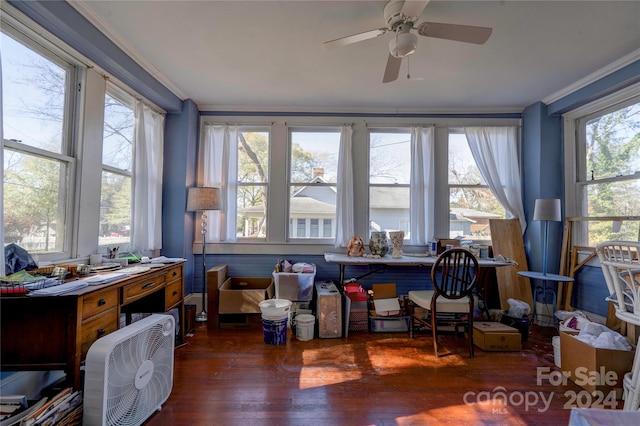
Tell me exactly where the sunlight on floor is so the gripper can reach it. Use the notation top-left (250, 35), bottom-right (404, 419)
top-left (298, 344), bottom-right (362, 389)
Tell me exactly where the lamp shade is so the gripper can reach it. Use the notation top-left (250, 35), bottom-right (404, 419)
top-left (533, 198), bottom-right (561, 222)
top-left (389, 31), bottom-right (417, 58)
top-left (187, 187), bottom-right (220, 212)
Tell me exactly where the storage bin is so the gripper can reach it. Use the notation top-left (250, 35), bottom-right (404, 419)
top-left (273, 266), bottom-right (315, 301)
top-left (369, 315), bottom-right (410, 332)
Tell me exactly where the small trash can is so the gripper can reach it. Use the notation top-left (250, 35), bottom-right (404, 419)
top-left (259, 299), bottom-right (292, 345)
top-left (294, 314), bottom-right (315, 341)
top-left (500, 312), bottom-right (531, 342)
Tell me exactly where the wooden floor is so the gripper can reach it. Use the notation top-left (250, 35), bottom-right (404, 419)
top-left (145, 320), bottom-right (595, 426)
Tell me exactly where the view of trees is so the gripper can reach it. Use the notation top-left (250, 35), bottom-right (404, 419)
top-left (584, 103), bottom-right (640, 245)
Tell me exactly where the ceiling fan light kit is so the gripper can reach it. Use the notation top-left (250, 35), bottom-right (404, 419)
top-left (323, 0), bottom-right (493, 83)
top-left (389, 29), bottom-right (417, 58)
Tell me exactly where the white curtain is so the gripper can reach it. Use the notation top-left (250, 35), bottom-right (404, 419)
top-left (132, 101), bottom-right (164, 253)
top-left (409, 125), bottom-right (435, 245)
top-left (334, 125), bottom-right (354, 247)
top-left (202, 124), bottom-right (238, 242)
top-left (464, 126), bottom-right (527, 233)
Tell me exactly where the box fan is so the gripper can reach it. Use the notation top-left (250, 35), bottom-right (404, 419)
top-left (83, 314), bottom-right (175, 425)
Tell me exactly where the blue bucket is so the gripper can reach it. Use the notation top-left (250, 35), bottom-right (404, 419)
top-left (262, 316), bottom-right (288, 345)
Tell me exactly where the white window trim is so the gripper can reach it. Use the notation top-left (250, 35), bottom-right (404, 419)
top-left (563, 81), bottom-right (640, 219)
top-left (199, 116), bottom-right (519, 255)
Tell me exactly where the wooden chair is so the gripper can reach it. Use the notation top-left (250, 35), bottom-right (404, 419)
top-left (595, 241), bottom-right (640, 411)
top-left (408, 248), bottom-right (479, 357)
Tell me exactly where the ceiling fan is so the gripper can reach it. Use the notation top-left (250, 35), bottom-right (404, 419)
top-left (322, 0), bottom-right (493, 83)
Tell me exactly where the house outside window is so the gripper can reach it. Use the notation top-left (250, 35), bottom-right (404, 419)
top-left (368, 129), bottom-right (410, 237)
top-left (565, 88), bottom-right (640, 246)
top-left (448, 132), bottom-right (504, 240)
top-left (288, 129), bottom-right (339, 241)
top-left (99, 87), bottom-right (133, 248)
top-left (2, 28), bottom-right (75, 255)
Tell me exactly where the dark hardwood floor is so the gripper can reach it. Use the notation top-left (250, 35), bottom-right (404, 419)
top-left (145, 320), bottom-right (601, 426)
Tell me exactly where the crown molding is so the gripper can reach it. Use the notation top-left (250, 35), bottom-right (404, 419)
top-left (542, 48), bottom-right (640, 105)
top-left (68, 0), bottom-right (187, 100)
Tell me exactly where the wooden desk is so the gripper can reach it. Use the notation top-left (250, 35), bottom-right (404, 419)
top-left (0, 262), bottom-right (185, 390)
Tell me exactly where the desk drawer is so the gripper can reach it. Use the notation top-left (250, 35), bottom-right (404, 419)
top-left (80, 308), bottom-right (118, 358)
top-left (122, 274), bottom-right (165, 304)
top-left (165, 266), bottom-right (182, 282)
top-left (165, 280), bottom-right (183, 309)
top-left (82, 288), bottom-right (118, 320)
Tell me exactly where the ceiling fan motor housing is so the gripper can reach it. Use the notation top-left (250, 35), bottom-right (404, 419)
top-left (384, 0), bottom-right (405, 29)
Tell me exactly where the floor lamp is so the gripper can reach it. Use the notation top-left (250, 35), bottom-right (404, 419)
top-left (533, 198), bottom-right (562, 276)
top-left (187, 186), bottom-right (221, 322)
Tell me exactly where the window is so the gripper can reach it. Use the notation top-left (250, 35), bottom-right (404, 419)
top-left (567, 91), bottom-right (640, 246)
top-left (237, 128), bottom-right (269, 238)
top-left (368, 129), bottom-right (410, 236)
top-left (448, 132), bottom-right (504, 239)
top-left (2, 28), bottom-right (75, 254)
top-left (288, 129), bottom-right (340, 240)
top-left (99, 88), bottom-right (134, 247)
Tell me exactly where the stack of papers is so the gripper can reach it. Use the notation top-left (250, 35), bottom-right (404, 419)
top-left (141, 256), bottom-right (186, 264)
top-left (28, 281), bottom-right (88, 296)
top-left (82, 272), bottom-right (129, 285)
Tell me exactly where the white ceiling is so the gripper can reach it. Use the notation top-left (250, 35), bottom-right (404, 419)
top-left (72, 0), bottom-right (640, 113)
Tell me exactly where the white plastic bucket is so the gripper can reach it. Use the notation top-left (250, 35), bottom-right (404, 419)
top-left (258, 299), bottom-right (292, 320)
top-left (295, 314), bottom-right (315, 341)
top-left (552, 336), bottom-right (561, 368)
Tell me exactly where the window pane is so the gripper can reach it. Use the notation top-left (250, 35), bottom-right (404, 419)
top-left (449, 133), bottom-right (504, 239)
top-left (369, 132), bottom-right (411, 184)
top-left (103, 93), bottom-right (134, 170)
top-left (584, 180), bottom-right (640, 245)
top-left (3, 150), bottom-right (67, 253)
top-left (237, 185), bottom-right (267, 238)
top-left (585, 102), bottom-right (640, 180)
top-left (239, 131), bottom-right (269, 183)
top-left (369, 130), bottom-right (411, 237)
top-left (236, 129), bottom-right (269, 238)
top-left (288, 130), bottom-right (339, 239)
top-left (99, 171), bottom-right (131, 246)
top-left (369, 187), bottom-right (409, 234)
top-left (290, 131), bottom-right (339, 183)
top-left (1, 32), bottom-right (67, 154)
top-left (290, 185), bottom-right (335, 239)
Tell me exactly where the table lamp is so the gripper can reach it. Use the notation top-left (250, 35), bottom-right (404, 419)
top-left (187, 186), bottom-right (221, 322)
top-left (533, 198), bottom-right (561, 276)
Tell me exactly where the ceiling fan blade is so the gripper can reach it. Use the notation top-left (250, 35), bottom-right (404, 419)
top-left (322, 28), bottom-right (388, 49)
top-left (383, 54), bottom-right (402, 83)
top-left (401, 0), bottom-right (430, 21)
top-left (417, 22), bottom-right (493, 45)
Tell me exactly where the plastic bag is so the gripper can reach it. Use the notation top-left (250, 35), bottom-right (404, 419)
top-left (506, 298), bottom-right (531, 318)
top-left (577, 322), bottom-right (632, 351)
top-left (4, 243), bottom-right (38, 275)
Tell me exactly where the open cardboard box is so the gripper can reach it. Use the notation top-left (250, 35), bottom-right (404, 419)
top-left (370, 283), bottom-right (402, 317)
top-left (218, 276), bottom-right (274, 314)
top-left (559, 330), bottom-right (635, 396)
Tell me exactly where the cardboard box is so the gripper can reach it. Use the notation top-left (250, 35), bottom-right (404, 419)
top-left (559, 331), bottom-right (635, 396)
top-left (369, 283), bottom-right (402, 317)
top-left (473, 322), bottom-right (521, 351)
top-left (218, 277), bottom-right (275, 314)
